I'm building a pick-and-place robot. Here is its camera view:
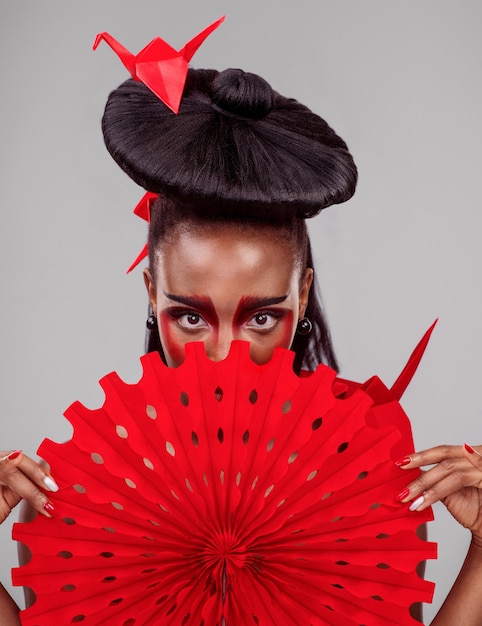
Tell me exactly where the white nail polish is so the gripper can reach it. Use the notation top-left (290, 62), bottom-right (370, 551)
top-left (409, 495), bottom-right (425, 511)
top-left (43, 476), bottom-right (59, 492)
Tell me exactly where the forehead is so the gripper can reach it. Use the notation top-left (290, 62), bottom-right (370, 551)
top-left (156, 224), bottom-right (298, 296)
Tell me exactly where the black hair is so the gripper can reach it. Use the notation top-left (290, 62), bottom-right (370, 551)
top-left (102, 68), bottom-right (357, 218)
top-left (102, 66), bottom-right (357, 371)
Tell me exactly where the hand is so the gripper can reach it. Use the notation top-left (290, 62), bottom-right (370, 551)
top-left (395, 444), bottom-right (482, 539)
top-left (0, 450), bottom-right (59, 523)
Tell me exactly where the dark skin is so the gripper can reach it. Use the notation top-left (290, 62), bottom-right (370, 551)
top-left (143, 225), bottom-right (313, 367)
top-left (403, 445), bottom-right (482, 624)
top-left (2, 226), bottom-right (482, 623)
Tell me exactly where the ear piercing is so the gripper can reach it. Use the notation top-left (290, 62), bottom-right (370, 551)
top-left (296, 317), bottom-right (312, 335)
top-left (146, 314), bottom-right (158, 330)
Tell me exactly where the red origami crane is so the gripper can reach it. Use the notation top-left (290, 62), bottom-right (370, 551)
top-left (93, 16), bottom-right (225, 113)
top-left (13, 331), bottom-right (436, 625)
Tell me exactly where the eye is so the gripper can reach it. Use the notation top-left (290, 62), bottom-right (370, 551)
top-left (246, 311), bottom-right (283, 330)
top-left (253, 313), bottom-right (270, 326)
top-left (177, 312), bottom-right (208, 330)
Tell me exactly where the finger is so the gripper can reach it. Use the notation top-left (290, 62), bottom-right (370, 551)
top-left (4, 467), bottom-right (56, 518)
top-left (413, 473), bottom-right (470, 511)
top-left (0, 451), bottom-right (59, 493)
top-left (396, 456), bottom-right (474, 503)
top-left (399, 466), bottom-right (482, 513)
top-left (0, 454), bottom-right (57, 518)
top-left (463, 443), bottom-right (482, 470)
top-left (395, 445), bottom-right (462, 469)
top-left (0, 450), bottom-right (23, 463)
top-left (0, 486), bottom-right (21, 523)
top-left (0, 450), bottom-right (26, 482)
top-left (15, 455), bottom-right (59, 493)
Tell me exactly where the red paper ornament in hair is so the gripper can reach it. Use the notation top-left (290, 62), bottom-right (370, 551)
top-left (126, 191), bottom-right (159, 273)
top-left (93, 16), bottom-right (225, 113)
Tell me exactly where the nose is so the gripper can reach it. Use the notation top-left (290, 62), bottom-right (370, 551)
top-left (205, 328), bottom-right (235, 362)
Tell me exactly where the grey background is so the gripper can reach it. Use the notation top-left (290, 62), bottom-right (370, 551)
top-left (1, 1), bottom-right (481, 620)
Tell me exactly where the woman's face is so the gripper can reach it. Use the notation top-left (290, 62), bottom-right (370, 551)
top-left (144, 225), bottom-right (313, 368)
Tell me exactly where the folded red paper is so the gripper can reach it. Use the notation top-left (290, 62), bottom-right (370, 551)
top-left (126, 191), bottom-right (158, 273)
top-left (12, 339), bottom-right (436, 625)
top-left (93, 16), bottom-right (225, 114)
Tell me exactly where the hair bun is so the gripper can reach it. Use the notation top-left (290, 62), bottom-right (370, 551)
top-left (102, 69), bottom-right (357, 218)
top-left (211, 68), bottom-right (274, 119)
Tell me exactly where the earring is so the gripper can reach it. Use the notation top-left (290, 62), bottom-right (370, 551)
top-left (146, 314), bottom-right (158, 331)
top-left (296, 317), bottom-right (312, 335)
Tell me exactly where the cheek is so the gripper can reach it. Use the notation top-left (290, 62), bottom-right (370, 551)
top-left (277, 310), bottom-right (296, 348)
top-left (159, 312), bottom-right (186, 367)
top-left (248, 311), bottom-right (296, 365)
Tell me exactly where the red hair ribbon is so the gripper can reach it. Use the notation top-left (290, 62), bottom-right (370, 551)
top-left (93, 16), bottom-right (225, 113)
top-left (127, 192), bottom-right (159, 273)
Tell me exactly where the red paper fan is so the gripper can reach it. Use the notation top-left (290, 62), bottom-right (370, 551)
top-left (12, 341), bottom-right (436, 625)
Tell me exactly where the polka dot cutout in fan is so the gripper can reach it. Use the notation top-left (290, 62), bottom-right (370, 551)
top-left (13, 341), bottom-right (436, 625)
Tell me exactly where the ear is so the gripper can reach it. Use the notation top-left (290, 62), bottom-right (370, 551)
top-left (143, 268), bottom-right (158, 315)
top-left (298, 268), bottom-right (313, 319)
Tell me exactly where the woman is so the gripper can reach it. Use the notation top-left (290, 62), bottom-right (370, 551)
top-left (1, 61), bottom-right (482, 624)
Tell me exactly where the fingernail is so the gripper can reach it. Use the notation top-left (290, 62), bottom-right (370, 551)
top-left (409, 495), bottom-right (425, 511)
top-left (7, 450), bottom-right (22, 460)
top-left (395, 456), bottom-right (412, 468)
top-left (43, 476), bottom-right (59, 492)
top-left (464, 443), bottom-right (475, 454)
top-left (43, 501), bottom-right (57, 517)
top-left (396, 488), bottom-right (410, 502)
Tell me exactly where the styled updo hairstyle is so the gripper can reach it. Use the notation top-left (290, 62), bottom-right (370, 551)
top-left (102, 67), bottom-right (358, 371)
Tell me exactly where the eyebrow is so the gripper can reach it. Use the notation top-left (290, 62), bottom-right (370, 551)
top-left (163, 292), bottom-right (289, 311)
top-left (236, 295), bottom-right (289, 310)
top-left (163, 292), bottom-right (214, 308)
